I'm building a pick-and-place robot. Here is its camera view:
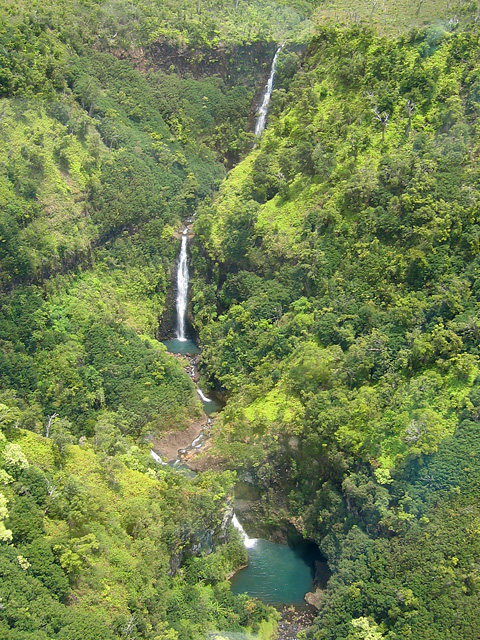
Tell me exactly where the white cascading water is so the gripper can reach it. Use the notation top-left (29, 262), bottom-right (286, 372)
top-left (232, 513), bottom-right (257, 549)
top-left (254, 46), bottom-right (283, 138)
top-left (150, 450), bottom-right (167, 465)
top-left (191, 434), bottom-right (204, 448)
top-left (176, 229), bottom-right (189, 341)
top-left (197, 388), bottom-right (212, 403)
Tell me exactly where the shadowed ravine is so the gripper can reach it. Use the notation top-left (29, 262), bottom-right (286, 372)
top-left (149, 49), bottom-right (327, 616)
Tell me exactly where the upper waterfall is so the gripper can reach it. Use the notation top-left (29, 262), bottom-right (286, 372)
top-left (176, 229), bottom-right (189, 341)
top-left (255, 46), bottom-right (283, 138)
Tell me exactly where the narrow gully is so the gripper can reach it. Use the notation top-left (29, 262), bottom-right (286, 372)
top-left (150, 47), bottom-right (327, 614)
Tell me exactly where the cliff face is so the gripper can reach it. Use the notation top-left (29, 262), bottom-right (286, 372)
top-left (169, 498), bottom-right (235, 575)
top-left (144, 39), bottom-right (277, 87)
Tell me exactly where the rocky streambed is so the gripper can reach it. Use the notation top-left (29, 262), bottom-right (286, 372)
top-left (277, 606), bottom-right (317, 639)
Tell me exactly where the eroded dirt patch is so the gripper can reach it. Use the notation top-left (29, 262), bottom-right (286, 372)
top-left (152, 416), bottom-right (206, 461)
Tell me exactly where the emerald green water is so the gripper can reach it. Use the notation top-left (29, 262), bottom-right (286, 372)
top-left (231, 539), bottom-right (323, 606)
top-left (162, 338), bottom-right (200, 355)
top-left (202, 395), bottom-right (224, 416)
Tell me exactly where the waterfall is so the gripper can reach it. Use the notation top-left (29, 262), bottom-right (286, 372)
top-left (176, 229), bottom-right (189, 341)
top-left (232, 513), bottom-right (257, 549)
top-left (197, 388), bottom-right (212, 403)
top-left (150, 450), bottom-right (167, 465)
top-left (191, 433), bottom-right (204, 448)
top-left (255, 46), bottom-right (283, 138)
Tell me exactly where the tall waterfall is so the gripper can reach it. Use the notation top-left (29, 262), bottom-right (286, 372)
top-left (176, 229), bottom-right (189, 341)
top-left (232, 513), bottom-right (257, 549)
top-left (255, 46), bottom-right (283, 138)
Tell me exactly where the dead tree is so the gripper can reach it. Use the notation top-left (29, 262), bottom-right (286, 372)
top-left (122, 615), bottom-right (136, 639)
top-left (46, 480), bottom-right (59, 499)
top-left (373, 107), bottom-right (389, 142)
top-left (44, 479), bottom-right (59, 514)
top-left (45, 413), bottom-right (58, 438)
top-left (349, 10), bottom-right (360, 24)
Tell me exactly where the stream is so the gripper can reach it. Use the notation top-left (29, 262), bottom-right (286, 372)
top-left (155, 219), bottom-right (323, 611)
top-left (151, 47), bottom-right (326, 622)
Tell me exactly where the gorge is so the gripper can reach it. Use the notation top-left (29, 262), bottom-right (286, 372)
top-left (155, 50), bottom-right (323, 608)
top-left (2, 1), bottom-right (480, 640)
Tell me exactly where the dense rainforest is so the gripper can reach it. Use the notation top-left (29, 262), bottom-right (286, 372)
top-left (0, 1), bottom-right (305, 638)
top-left (2, 0), bottom-right (480, 639)
top-left (192, 18), bottom-right (480, 640)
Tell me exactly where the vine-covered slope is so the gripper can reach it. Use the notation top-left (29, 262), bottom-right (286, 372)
top-left (192, 25), bottom-right (480, 639)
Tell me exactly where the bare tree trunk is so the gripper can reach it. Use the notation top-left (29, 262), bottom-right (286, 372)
top-left (416, 0), bottom-right (424, 16)
top-left (373, 107), bottom-right (389, 142)
top-left (235, 0), bottom-right (240, 10)
top-left (197, 0), bottom-right (201, 14)
top-left (370, 0), bottom-right (378, 19)
top-left (45, 413), bottom-right (58, 438)
top-left (122, 615), bottom-right (136, 639)
top-left (44, 479), bottom-right (59, 513)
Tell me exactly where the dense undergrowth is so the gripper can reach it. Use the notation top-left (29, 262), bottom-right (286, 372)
top-left (3, 0), bottom-right (480, 638)
top-left (192, 24), bottom-right (480, 639)
top-left (0, 415), bottom-right (277, 640)
top-left (0, 1), bottom-right (319, 638)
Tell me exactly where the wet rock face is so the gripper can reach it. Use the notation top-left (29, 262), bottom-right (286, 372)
top-left (168, 528), bottom-right (216, 575)
top-left (185, 355), bottom-right (201, 382)
top-left (168, 499), bottom-right (234, 575)
top-left (157, 265), bottom-right (178, 341)
top-left (145, 40), bottom-right (277, 87)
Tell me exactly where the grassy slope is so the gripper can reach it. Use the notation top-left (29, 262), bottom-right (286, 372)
top-left (313, 0), bottom-right (452, 36)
